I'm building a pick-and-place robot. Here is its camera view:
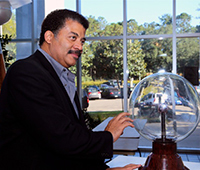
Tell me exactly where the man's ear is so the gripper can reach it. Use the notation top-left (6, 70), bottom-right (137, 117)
top-left (44, 31), bottom-right (54, 44)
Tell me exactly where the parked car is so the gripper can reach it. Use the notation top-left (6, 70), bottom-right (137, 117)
top-left (107, 79), bottom-right (122, 88)
top-left (140, 92), bottom-right (166, 106)
top-left (82, 89), bottom-right (89, 111)
top-left (85, 86), bottom-right (101, 99)
top-left (101, 87), bottom-right (121, 99)
top-left (87, 85), bottom-right (101, 92)
top-left (100, 83), bottom-right (112, 89)
top-left (102, 79), bottom-right (122, 89)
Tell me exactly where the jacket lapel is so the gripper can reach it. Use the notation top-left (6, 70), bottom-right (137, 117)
top-left (34, 50), bottom-right (85, 123)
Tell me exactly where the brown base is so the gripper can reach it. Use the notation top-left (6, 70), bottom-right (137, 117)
top-left (138, 139), bottom-right (189, 170)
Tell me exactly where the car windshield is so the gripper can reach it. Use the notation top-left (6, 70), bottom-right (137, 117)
top-left (88, 88), bottom-right (98, 92)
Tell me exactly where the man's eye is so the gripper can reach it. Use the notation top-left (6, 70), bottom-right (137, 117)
top-left (70, 36), bottom-right (76, 40)
top-left (81, 40), bottom-right (85, 45)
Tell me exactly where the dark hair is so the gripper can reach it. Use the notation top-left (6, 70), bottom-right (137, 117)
top-left (39, 9), bottom-right (89, 46)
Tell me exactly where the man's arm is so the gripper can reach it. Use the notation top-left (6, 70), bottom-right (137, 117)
top-left (105, 112), bottom-right (134, 142)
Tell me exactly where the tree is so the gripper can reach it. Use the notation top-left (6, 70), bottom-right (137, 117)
top-left (83, 17), bottom-right (147, 81)
top-left (159, 14), bottom-right (172, 26)
top-left (86, 16), bottom-right (107, 37)
top-left (84, 16), bottom-right (124, 80)
top-left (176, 13), bottom-right (196, 33)
top-left (127, 39), bottom-right (146, 80)
top-left (176, 38), bottom-right (199, 74)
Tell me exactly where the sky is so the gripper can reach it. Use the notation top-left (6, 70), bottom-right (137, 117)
top-left (65, 0), bottom-right (200, 26)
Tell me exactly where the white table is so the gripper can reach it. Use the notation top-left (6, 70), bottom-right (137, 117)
top-left (107, 155), bottom-right (200, 170)
top-left (93, 117), bottom-right (140, 155)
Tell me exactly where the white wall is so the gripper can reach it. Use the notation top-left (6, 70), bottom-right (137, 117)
top-left (44, 0), bottom-right (65, 16)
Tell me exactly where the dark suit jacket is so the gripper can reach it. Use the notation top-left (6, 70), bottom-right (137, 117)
top-left (0, 50), bottom-right (113, 170)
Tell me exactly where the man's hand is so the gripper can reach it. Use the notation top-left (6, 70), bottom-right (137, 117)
top-left (106, 163), bottom-right (142, 170)
top-left (104, 112), bottom-right (134, 142)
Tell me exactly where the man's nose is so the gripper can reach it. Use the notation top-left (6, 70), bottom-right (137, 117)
top-left (73, 40), bottom-right (83, 50)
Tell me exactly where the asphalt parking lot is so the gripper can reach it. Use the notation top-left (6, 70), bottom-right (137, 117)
top-left (88, 98), bottom-right (200, 150)
top-left (87, 98), bottom-right (124, 112)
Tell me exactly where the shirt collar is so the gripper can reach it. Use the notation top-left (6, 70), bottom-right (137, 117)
top-left (38, 48), bottom-right (75, 82)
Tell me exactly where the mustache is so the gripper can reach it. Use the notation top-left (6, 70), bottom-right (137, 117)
top-left (68, 50), bottom-right (82, 57)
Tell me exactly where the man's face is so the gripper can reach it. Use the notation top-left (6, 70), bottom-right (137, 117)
top-left (45, 19), bottom-right (86, 68)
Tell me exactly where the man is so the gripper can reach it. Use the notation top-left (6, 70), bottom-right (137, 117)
top-left (0, 9), bottom-right (141, 170)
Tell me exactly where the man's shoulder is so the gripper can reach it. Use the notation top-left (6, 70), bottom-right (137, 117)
top-left (7, 50), bottom-right (45, 75)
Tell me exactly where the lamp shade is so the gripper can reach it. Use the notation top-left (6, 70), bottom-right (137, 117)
top-left (0, 1), bottom-right (12, 25)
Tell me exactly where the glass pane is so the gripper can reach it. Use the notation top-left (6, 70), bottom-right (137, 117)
top-left (127, 39), bottom-right (146, 80)
top-left (81, 0), bottom-right (123, 37)
top-left (81, 40), bottom-right (123, 113)
top-left (177, 38), bottom-right (199, 75)
top-left (82, 40), bottom-right (123, 81)
top-left (16, 42), bottom-right (32, 60)
top-left (37, 0), bottom-right (45, 38)
top-left (127, 0), bottom-right (172, 35)
top-left (16, 3), bottom-right (32, 39)
top-left (177, 0), bottom-right (200, 33)
top-left (65, 0), bottom-right (76, 11)
top-left (0, 42), bottom-right (31, 68)
top-left (140, 38), bottom-right (173, 74)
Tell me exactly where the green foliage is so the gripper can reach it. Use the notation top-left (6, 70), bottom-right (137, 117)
top-left (177, 38), bottom-right (199, 73)
top-left (82, 80), bottom-right (105, 88)
top-left (84, 17), bottom-right (147, 81)
top-left (83, 12), bottom-right (199, 80)
top-left (127, 39), bottom-right (146, 80)
top-left (0, 34), bottom-right (12, 51)
top-left (2, 14), bottom-right (16, 37)
top-left (0, 34), bottom-right (14, 68)
top-left (1, 14), bottom-right (16, 69)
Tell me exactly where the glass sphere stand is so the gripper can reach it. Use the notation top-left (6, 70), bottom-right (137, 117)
top-left (139, 138), bottom-right (189, 170)
top-left (139, 107), bottom-right (189, 170)
top-left (129, 72), bottom-right (200, 170)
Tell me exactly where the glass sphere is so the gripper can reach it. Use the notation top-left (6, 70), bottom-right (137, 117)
top-left (129, 72), bottom-right (200, 142)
